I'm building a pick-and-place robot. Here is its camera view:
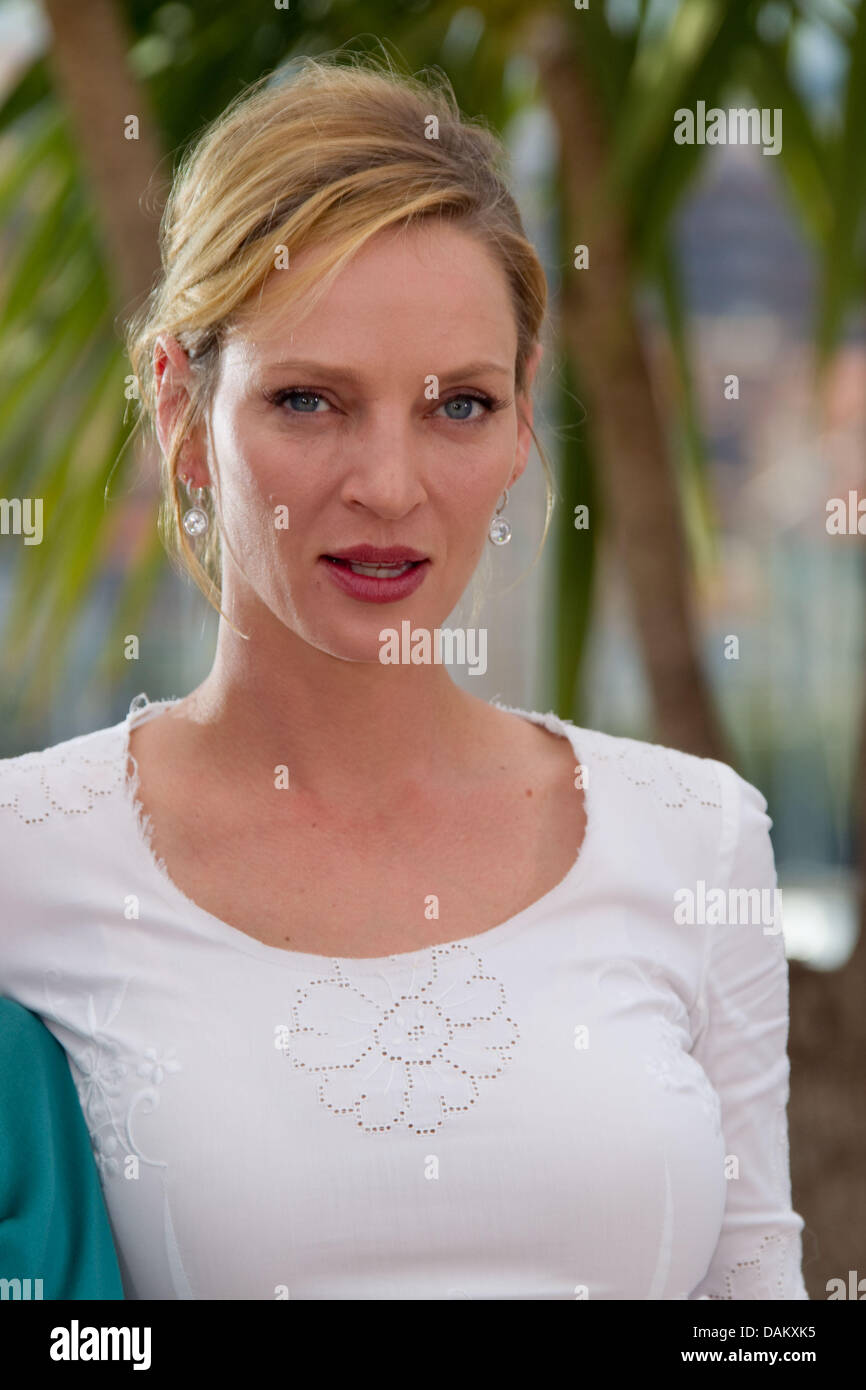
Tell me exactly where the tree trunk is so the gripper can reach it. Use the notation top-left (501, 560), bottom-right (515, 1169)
top-left (529, 8), bottom-right (864, 1299)
top-left (42, 0), bottom-right (166, 314)
top-left (528, 10), bottom-right (728, 762)
top-left (42, 0), bottom-right (167, 560)
top-left (783, 580), bottom-right (866, 1297)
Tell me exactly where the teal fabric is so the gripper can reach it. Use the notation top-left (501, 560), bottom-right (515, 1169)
top-left (0, 998), bottom-right (124, 1299)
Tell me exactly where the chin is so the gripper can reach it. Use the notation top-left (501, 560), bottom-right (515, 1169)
top-left (288, 613), bottom-right (400, 666)
top-left (304, 605), bottom-right (446, 668)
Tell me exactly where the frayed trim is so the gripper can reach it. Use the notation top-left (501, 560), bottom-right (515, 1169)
top-left (122, 693), bottom-right (183, 882)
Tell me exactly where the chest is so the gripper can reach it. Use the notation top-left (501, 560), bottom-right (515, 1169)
top-left (72, 932), bottom-right (723, 1300)
top-left (138, 768), bottom-right (587, 956)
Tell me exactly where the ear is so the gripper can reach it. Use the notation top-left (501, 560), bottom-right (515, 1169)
top-left (153, 335), bottom-right (207, 484)
top-left (509, 340), bottom-right (544, 490)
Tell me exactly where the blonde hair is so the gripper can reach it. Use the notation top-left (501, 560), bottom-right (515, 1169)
top-left (124, 50), bottom-right (556, 627)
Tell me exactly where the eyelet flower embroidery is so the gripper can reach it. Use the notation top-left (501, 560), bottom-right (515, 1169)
top-left (0, 730), bottom-right (125, 824)
top-left (41, 970), bottom-right (181, 1178)
top-left (137, 1047), bottom-right (182, 1085)
top-left (282, 942), bottom-right (520, 1135)
top-left (77, 1040), bottom-right (127, 1117)
top-left (645, 1014), bottom-right (723, 1140)
top-left (589, 733), bottom-right (722, 809)
top-left (698, 1230), bottom-right (804, 1299)
top-left (93, 1130), bottom-right (122, 1179)
top-left (594, 960), bottom-right (722, 1140)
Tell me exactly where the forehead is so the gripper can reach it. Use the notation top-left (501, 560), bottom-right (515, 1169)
top-left (224, 221), bottom-right (517, 375)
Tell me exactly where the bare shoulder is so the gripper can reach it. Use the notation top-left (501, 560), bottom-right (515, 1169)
top-left (468, 701), bottom-right (581, 793)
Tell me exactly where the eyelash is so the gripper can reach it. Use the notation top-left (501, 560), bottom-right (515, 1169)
top-left (264, 386), bottom-right (509, 424)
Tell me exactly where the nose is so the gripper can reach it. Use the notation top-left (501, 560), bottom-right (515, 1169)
top-left (338, 405), bottom-right (429, 520)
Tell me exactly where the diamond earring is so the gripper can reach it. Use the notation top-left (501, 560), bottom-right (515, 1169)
top-left (488, 489), bottom-right (512, 546)
top-left (180, 476), bottom-right (209, 538)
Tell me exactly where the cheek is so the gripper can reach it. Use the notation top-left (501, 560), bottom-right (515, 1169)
top-left (447, 440), bottom-right (512, 524)
top-left (210, 406), bottom-right (516, 557)
top-left (212, 414), bottom-right (311, 542)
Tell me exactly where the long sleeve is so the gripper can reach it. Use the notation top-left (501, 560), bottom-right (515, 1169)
top-left (687, 764), bottom-right (809, 1299)
top-left (0, 998), bottom-right (125, 1300)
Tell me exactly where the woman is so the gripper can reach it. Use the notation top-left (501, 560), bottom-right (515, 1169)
top-left (0, 54), bottom-right (808, 1299)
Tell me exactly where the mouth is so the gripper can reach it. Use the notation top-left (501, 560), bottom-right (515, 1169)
top-left (323, 556), bottom-right (424, 579)
top-left (319, 553), bottom-right (431, 604)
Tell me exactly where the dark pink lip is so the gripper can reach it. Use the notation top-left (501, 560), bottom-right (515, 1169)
top-left (324, 545), bottom-right (428, 564)
top-left (319, 555), bottom-right (430, 604)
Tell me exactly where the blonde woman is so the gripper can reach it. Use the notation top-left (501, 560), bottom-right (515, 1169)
top-left (0, 55), bottom-right (807, 1300)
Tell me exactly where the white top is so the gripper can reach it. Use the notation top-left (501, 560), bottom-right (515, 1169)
top-left (0, 692), bottom-right (808, 1301)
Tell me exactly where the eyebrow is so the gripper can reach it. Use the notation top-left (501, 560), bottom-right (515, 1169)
top-left (258, 358), bottom-right (513, 384)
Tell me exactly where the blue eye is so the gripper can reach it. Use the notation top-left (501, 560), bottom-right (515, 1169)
top-left (265, 386), bottom-right (504, 422)
top-left (272, 389), bottom-right (331, 413)
top-left (439, 393), bottom-right (494, 421)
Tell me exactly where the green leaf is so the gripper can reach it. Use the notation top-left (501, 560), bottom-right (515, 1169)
top-left (1, 341), bottom-right (121, 668)
top-left (816, 0), bottom-right (866, 365)
top-left (95, 518), bottom-right (170, 697)
top-left (0, 177), bottom-right (90, 335)
top-left (739, 32), bottom-right (832, 247)
top-left (0, 57), bottom-right (53, 135)
top-left (608, 0), bottom-right (755, 237)
top-left (546, 193), bottom-right (598, 723)
top-left (0, 104), bottom-right (68, 221)
top-left (0, 272), bottom-right (111, 491)
top-left (549, 360), bottom-right (597, 725)
top-left (655, 236), bottom-right (719, 575)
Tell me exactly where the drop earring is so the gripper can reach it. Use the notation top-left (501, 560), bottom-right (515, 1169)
top-left (488, 488), bottom-right (512, 546)
top-left (180, 476), bottom-right (209, 538)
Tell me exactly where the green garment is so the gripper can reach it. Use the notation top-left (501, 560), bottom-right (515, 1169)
top-left (0, 997), bottom-right (124, 1299)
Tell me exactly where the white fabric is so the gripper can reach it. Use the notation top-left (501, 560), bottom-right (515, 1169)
top-left (0, 692), bottom-right (808, 1300)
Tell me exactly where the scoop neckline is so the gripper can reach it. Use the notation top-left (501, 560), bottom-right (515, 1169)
top-left (120, 692), bottom-right (597, 973)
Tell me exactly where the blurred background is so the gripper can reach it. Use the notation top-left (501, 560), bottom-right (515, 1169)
top-left (0, 0), bottom-right (863, 1298)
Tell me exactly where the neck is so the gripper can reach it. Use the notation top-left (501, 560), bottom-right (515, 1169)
top-left (177, 597), bottom-right (494, 802)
